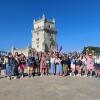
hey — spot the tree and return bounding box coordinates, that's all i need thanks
[82,46,100,54]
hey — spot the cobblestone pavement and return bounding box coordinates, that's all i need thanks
[0,75,100,100]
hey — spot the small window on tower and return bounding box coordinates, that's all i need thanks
[37,45,39,48]
[36,38,39,41]
[48,25,50,28]
[37,32,39,36]
[50,33,53,40]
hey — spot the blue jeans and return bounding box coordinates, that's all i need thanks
[6,64,12,76]
[56,64,62,75]
[50,63,55,74]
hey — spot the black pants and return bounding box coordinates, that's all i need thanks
[0,67,1,75]
[14,67,19,77]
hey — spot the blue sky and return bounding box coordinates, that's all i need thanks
[0,0,100,52]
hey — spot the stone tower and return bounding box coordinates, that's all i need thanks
[32,15,57,52]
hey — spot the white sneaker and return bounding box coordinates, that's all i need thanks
[70,73,72,76]
[79,74,81,77]
[40,74,43,77]
[76,74,79,77]
[14,76,17,80]
[89,76,92,78]
[73,74,76,77]
[83,75,87,77]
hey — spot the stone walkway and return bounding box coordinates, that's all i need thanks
[0,76,100,100]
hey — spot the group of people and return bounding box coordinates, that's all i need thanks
[0,49,100,80]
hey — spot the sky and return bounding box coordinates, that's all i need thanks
[0,0,100,52]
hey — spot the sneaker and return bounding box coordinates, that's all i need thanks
[73,74,76,77]
[69,73,72,76]
[50,74,54,76]
[40,74,43,77]
[83,75,87,77]
[21,75,24,78]
[89,76,92,78]
[9,76,12,80]
[79,74,81,77]
[76,74,79,77]
[14,76,17,80]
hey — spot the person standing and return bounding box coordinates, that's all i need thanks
[45,53,50,75]
[70,57,75,76]
[55,55,63,76]
[34,52,40,76]
[40,54,46,76]
[86,53,94,77]
[13,53,19,79]
[6,53,14,80]
[75,56,82,77]
[50,54,55,75]
[27,53,35,77]
[0,56,2,75]
[19,54,26,78]
[81,55,87,77]
[61,55,69,76]
[94,55,100,78]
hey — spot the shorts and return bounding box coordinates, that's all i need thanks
[27,67,33,71]
[87,66,94,70]
[95,64,100,70]
[19,64,25,71]
[71,64,75,69]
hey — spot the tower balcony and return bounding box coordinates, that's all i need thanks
[34,26,57,33]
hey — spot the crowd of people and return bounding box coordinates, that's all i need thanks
[0,49,100,80]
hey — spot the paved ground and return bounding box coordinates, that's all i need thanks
[0,75,100,100]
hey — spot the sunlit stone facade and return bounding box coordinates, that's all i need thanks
[32,15,57,52]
